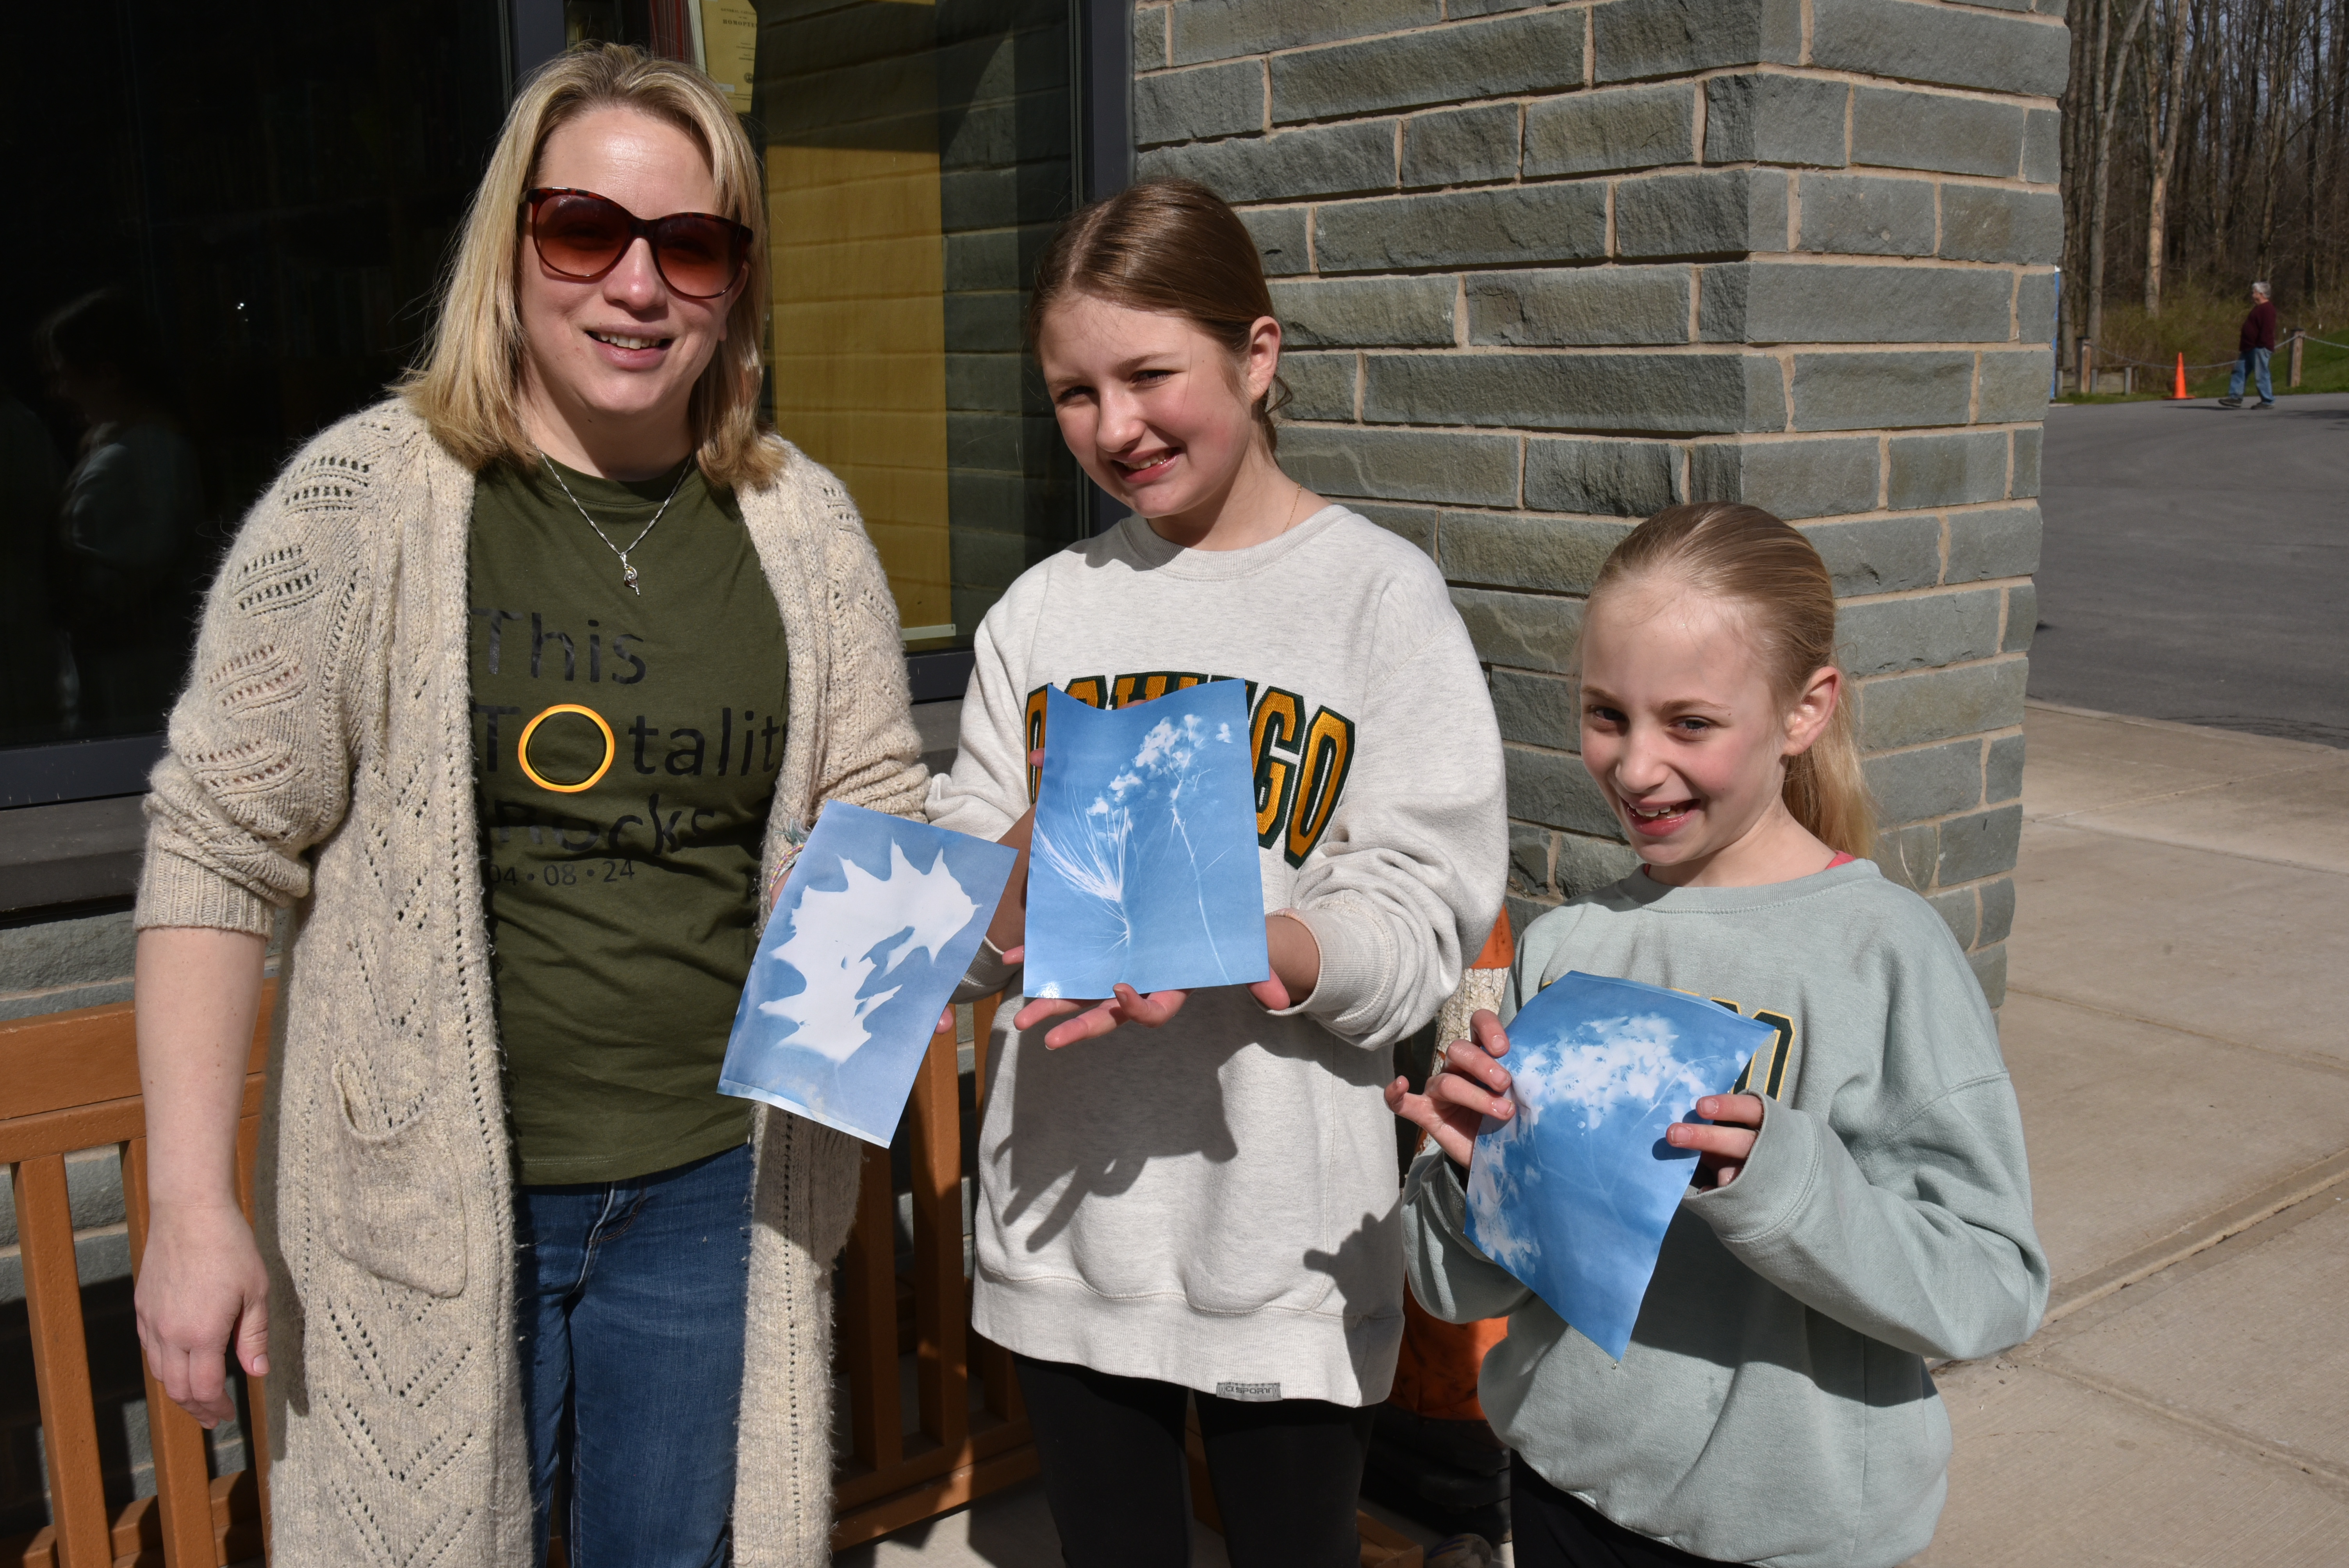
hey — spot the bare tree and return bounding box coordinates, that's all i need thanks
[2086,0,2158,350]
[2142,0,2194,313]
[2065,0,2349,352]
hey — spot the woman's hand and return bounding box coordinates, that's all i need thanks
[134,1199,269,1428]
[1666,1093,1766,1188]
[1011,911,1319,1049]
[1385,1009,1515,1168]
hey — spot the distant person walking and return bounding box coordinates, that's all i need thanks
[2220,281,2278,408]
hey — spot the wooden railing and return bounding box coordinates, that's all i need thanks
[2,994,1420,1566]
[830,994,1039,1548]
[0,996,272,1568]
[0,993,1033,1566]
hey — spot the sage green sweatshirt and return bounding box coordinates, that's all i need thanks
[1404,859,2046,1568]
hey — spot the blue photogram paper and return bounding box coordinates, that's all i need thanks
[1025,681,1270,999]
[720,802,1016,1146]
[1464,972,1777,1360]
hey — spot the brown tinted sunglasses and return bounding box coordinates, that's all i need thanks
[522,187,753,299]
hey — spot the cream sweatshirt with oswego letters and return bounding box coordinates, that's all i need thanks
[929,505,1508,1407]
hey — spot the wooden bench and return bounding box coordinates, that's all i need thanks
[2,992,1418,1566]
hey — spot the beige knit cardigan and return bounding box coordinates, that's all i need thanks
[135,400,925,1566]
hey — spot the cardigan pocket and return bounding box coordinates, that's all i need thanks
[326,1058,469,1298]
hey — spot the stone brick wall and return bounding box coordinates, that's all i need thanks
[0,910,135,1023]
[1135,0,2066,1003]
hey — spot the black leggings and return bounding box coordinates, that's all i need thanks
[1014,1354,1376,1568]
[1511,1453,1743,1568]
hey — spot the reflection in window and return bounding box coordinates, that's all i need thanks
[563,2,1087,651]
[754,0,1084,650]
[0,2,510,754]
[39,292,206,731]
[0,1,1082,770]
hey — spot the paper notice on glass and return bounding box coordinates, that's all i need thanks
[1464,971,1775,1360]
[698,0,758,113]
[1024,680,1270,1001]
[720,802,1015,1145]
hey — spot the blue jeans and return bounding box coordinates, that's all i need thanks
[2231,346,2274,401]
[517,1141,754,1568]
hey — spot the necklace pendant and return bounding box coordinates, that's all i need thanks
[622,563,641,594]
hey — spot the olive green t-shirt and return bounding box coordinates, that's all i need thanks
[468,455,787,1185]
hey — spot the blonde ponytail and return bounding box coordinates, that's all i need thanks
[1590,503,1878,861]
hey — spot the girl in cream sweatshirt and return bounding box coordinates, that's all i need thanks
[928,179,1506,1568]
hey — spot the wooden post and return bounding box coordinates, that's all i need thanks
[14,1157,110,1568]
[964,995,1022,1424]
[840,1139,904,1472]
[2290,330,2304,387]
[232,1109,272,1556]
[908,1021,969,1453]
[2123,364,2134,396]
[2076,338,2094,396]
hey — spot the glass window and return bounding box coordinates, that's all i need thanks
[0,3,511,768]
[750,0,1086,659]
[569,0,1089,667]
[0,2,1087,803]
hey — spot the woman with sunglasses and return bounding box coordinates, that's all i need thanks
[128,45,920,1568]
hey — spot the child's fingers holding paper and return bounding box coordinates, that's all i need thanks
[1695,1093,1765,1128]
[1015,986,1196,1049]
[1444,1031,1516,1098]
[1668,1094,1766,1187]
[1469,1008,1511,1058]
[1429,1040,1515,1124]
[1041,986,1192,1048]
[1014,995,1085,1032]
[1386,1076,1479,1167]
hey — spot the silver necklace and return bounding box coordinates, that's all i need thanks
[545,458,690,595]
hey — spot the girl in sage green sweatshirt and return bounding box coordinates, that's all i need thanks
[1392,504,2046,1568]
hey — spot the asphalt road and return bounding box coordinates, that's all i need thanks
[2029,392,2349,747]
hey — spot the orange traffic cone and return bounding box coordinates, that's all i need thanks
[2170,353,2190,399]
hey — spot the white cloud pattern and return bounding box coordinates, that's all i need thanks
[1509,1013,1716,1130]
[1459,977,1769,1360]
[1469,1013,1715,1276]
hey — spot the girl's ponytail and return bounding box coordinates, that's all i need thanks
[1590,504,1878,861]
[1782,682,1874,862]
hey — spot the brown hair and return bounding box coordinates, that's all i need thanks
[1026,178,1290,451]
[1588,503,1878,861]
[399,43,782,488]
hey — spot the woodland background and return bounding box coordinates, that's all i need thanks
[2063,0,2349,389]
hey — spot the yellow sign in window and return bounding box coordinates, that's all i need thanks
[754,0,1080,650]
[696,1,758,114]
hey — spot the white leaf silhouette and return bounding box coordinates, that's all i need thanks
[758,840,979,1063]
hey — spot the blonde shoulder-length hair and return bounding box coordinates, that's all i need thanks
[400,43,784,489]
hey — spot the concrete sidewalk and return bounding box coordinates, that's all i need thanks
[1916,703,2349,1565]
[848,703,2349,1566]
[834,1482,1447,1568]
